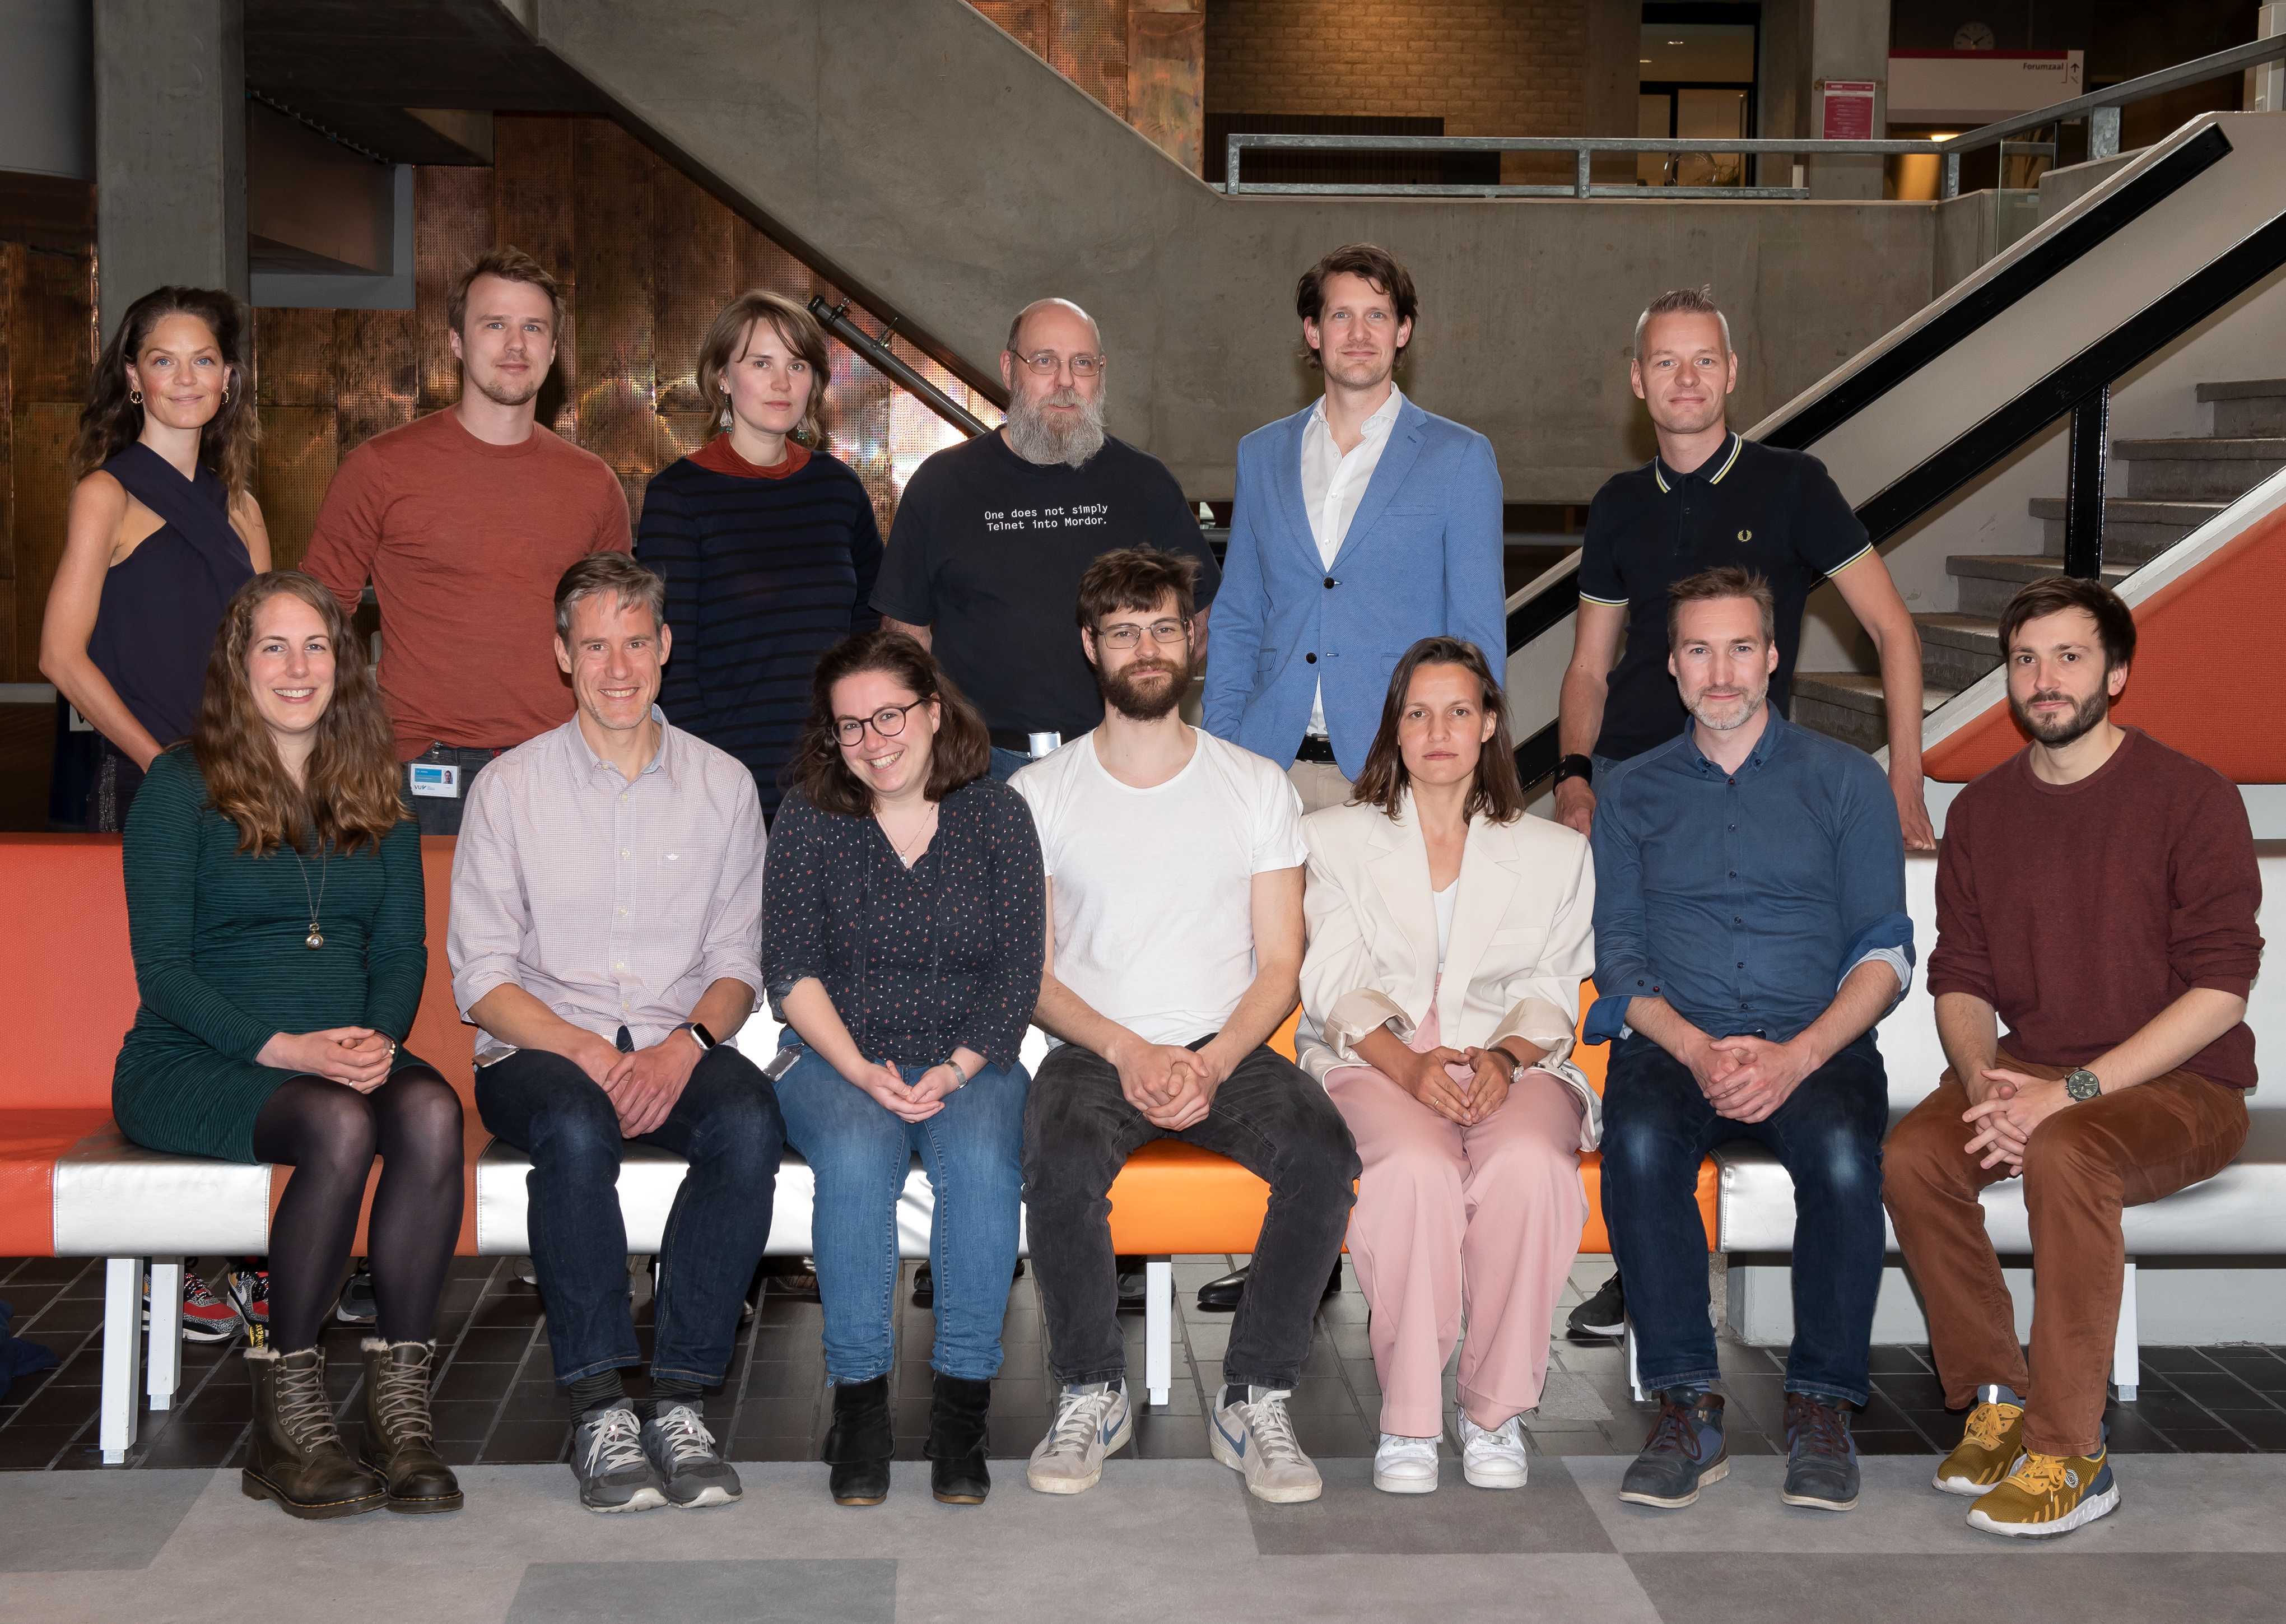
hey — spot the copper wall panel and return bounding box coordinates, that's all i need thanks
[253,308,337,409]
[12,406,80,681]
[1051,0,1130,121]
[492,115,578,282]
[252,406,341,575]
[10,244,95,408]
[413,166,497,412]
[1129,4,1205,175]
[572,121,660,513]
[0,580,15,686]
[1,243,17,593]
[732,224,817,303]
[332,307,420,457]
[975,1,1051,58]
[651,165,738,416]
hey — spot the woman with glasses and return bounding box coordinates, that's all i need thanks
[637,290,881,817]
[762,628,1044,1509]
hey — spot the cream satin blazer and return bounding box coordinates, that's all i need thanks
[1297,790,1600,1149]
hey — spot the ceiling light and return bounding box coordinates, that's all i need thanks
[1669,39,1684,44]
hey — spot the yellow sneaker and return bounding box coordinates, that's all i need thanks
[1966,1446,2120,1538]
[1933,1384,2025,1496]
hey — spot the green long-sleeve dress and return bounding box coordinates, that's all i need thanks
[112,747,430,1163]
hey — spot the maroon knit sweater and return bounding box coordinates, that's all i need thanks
[1927,728,2263,1088]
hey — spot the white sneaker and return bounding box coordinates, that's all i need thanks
[1210,1386,1324,1504]
[1372,1432,1440,1494]
[1026,1380,1132,1495]
[1455,1412,1530,1489]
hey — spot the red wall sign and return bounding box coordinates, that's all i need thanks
[1820,80,1878,141]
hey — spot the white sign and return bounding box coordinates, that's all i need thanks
[1888,50,2085,123]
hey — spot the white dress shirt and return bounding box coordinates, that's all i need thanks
[1297,385,1405,737]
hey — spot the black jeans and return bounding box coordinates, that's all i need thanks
[1023,1038,1359,1390]
[475,1044,785,1387]
[1599,1030,1889,1406]
[401,742,511,836]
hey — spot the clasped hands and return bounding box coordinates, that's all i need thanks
[572,1029,702,1138]
[845,1057,965,1125]
[1959,1066,2072,1175]
[258,1026,396,1093]
[1389,1044,1522,1128]
[1112,1038,1233,1132]
[1685,1031,1821,1124]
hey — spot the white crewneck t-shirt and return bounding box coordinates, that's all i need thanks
[1013,727,1305,1046]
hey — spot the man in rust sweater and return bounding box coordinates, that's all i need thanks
[1884,575,2261,1542]
[305,246,631,835]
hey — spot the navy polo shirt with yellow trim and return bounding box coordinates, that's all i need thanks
[1577,431,1870,763]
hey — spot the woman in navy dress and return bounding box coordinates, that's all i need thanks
[42,286,267,832]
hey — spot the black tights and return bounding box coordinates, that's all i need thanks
[249,1068,464,1353]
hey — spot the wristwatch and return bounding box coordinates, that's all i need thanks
[1487,1046,1524,1083]
[2062,1067,2102,1101]
[1553,753,1594,787]
[676,1022,716,1053]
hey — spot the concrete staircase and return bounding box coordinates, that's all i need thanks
[1791,378,2286,753]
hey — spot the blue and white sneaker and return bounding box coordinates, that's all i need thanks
[1026,1380,1132,1495]
[1212,1385,1323,1504]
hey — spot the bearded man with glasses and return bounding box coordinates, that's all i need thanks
[874,298,1221,783]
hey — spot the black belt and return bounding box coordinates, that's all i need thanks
[1293,735,1339,764]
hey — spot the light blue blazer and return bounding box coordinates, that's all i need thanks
[1202,398,1507,779]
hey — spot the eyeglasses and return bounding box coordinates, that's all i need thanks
[1013,350,1106,379]
[1095,618,1190,650]
[833,696,929,746]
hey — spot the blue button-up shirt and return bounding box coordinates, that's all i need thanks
[1585,711,1912,1045]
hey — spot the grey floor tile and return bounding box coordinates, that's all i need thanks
[1624,1551,2286,1623]
[0,1468,212,1570]
[1244,1457,1614,1555]
[506,1559,895,1623]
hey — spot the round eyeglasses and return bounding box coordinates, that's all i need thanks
[834,696,929,747]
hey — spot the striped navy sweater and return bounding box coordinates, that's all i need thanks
[637,445,883,813]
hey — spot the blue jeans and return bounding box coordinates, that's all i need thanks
[1599,1031,1888,1406]
[774,1046,1028,1384]
[987,746,1035,783]
[474,1044,785,1387]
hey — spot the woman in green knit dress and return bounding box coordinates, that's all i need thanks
[117,571,463,1520]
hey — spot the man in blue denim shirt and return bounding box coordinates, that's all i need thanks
[1588,566,1911,1517]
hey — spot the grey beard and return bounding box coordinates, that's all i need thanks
[1005,389,1106,468]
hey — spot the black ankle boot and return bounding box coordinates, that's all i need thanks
[822,1376,892,1506]
[925,1373,993,1505]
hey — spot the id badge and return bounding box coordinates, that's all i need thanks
[408,762,462,799]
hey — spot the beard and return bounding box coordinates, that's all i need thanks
[468,360,543,408]
[1097,649,1193,722]
[1684,678,1768,733]
[2009,683,2109,747]
[1004,385,1107,468]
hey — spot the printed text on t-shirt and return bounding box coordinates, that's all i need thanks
[982,502,1112,533]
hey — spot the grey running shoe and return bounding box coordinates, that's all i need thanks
[1026,1380,1132,1495]
[641,1403,741,1509]
[1781,1392,1860,1511]
[572,1404,668,1514]
[1210,1386,1324,1504]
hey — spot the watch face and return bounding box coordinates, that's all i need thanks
[2065,1068,2100,1100]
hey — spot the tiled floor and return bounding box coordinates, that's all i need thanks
[5,1253,2285,1471]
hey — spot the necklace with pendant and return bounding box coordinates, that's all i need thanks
[291,835,330,949]
[880,803,939,868]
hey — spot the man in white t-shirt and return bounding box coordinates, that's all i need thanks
[1012,547,1361,1506]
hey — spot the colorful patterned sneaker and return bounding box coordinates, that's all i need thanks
[1211,1385,1324,1504]
[1455,1413,1530,1490]
[1967,1446,2120,1539]
[1935,1384,2027,1496]
[1780,1393,1860,1511]
[143,1271,242,1343]
[1618,1388,1728,1509]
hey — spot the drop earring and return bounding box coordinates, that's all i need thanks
[129,389,143,405]
[720,390,733,430]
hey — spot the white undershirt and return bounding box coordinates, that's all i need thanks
[1298,385,1405,738]
[1433,878,1458,970]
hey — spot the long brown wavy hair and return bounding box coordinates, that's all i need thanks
[192,573,406,855]
[71,286,259,496]
[1349,636,1526,825]
[790,629,991,816]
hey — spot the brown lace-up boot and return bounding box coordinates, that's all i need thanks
[361,1338,464,1514]
[241,1345,387,1519]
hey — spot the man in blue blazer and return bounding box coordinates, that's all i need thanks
[1203,243,1507,814]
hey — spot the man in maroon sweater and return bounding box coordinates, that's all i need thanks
[1884,576,2261,1541]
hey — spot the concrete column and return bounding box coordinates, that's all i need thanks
[1801,0,1889,200]
[2256,4,2285,115]
[92,0,246,339]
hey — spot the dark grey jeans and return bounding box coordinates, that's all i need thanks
[1022,1037,1358,1390]
[401,742,513,836]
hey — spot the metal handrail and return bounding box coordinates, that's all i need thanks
[806,296,995,439]
[1223,34,2286,202]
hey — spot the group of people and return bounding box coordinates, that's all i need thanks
[53,242,2260,1545]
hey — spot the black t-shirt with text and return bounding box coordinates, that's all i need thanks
[1577,432,1870,763]
[872,430,1222,737]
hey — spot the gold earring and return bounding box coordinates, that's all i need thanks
[221,387,231,404]
[129,388,142,405]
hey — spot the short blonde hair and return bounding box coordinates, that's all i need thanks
[1633,286,1733,359]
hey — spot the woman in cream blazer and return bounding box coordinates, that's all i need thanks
[1298,637,1596,1496]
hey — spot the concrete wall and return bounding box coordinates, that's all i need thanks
[527,0,1936,504]
[0,0,92,180]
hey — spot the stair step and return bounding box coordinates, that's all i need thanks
[1946,552,2133,615]
[1912,611,2004,690]
[1791,673,1961,753]
[2026,496,2219,564]
[2113,436,2286,501]
[2199,379,2286,437]
[2195,378,2286,401]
